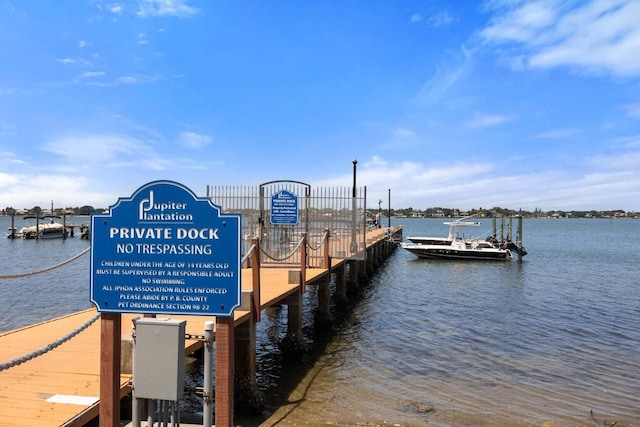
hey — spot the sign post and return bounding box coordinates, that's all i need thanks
[90,180,242,427]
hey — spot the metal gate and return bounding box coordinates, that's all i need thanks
[207,182,368,267]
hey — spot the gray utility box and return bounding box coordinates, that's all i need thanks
[133,318,186,401]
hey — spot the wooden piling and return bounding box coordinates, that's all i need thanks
[334,264,347,304]
[215,316,235,427]
[99,313,121,427]
[517,215,524,264]
[346,260,359,294]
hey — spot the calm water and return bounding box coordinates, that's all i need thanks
[0,216,92,332]
[1,216,639,426]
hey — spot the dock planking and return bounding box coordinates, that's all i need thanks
[0,226,399,426]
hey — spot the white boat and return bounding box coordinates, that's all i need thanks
[402,238,513,261]
[20,216,67,239]
[402,219,513,261]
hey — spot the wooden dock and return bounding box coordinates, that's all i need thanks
[0,226,401,427]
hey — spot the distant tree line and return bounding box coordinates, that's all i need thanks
[387,207,636,219]
[2,206,102,216]
[2,205,637,219]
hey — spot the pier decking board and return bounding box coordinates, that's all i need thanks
[0,227,397,426]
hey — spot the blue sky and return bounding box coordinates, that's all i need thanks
[1,0,639,212]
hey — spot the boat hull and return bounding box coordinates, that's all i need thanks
[21,223,66,239]
[406,236,452,245]
[402,244,512,261]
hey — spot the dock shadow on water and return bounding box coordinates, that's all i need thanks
[180,267,396,426]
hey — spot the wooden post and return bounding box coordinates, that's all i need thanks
[517,215,524,264]
[323,228,330,269]
[286,289,303,335]
[10,213,15,238]
[251,237,261,322]
[347,260,359,294]
[215,316,235,427]
[318,256,331,311]
[492,217,497,239]
[99,313,121,427]
[334,264,346,303]
[358,258,369,284]
[508,216,513,241]
[300,233,307,293]
[366,247,374,276]
[235,304,256,392]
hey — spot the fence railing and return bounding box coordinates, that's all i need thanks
[208,184,368,266]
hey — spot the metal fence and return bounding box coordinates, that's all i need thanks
[207,181,368,267]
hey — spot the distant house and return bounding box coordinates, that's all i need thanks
[432,210,445,218]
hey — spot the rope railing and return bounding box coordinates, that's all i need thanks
[0,312,100,371]
[0,247,90,280]
[386,227,403,245]
[241,243,257,264]
[306,231,328,251]
[260,237,305,262]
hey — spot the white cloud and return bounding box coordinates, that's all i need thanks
[622,103,640,119]
[0,173,101,209]
[137,0,199,18]
[531,129,580,139]
[117,76,139,84]
[464,113,511,129]
[313,154,640,211]
[78,71,106,79]
[108,3,123,14]
[363,156,388,168]
[0,172,20,188]
[41,133,148,165]
[428,11,454,27]
[480,0,640,77]
[177,131,213,149]
[411,13,423,23]
[414,46,474,104]
[395,127,416,138]
[481,1,556,42]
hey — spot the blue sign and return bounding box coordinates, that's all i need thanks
[90,180,241,317]
[270,190,298,225]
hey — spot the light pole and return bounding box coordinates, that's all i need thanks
[350,159,358,254]
[378,199,382,228]
[388,188,391,228]
[352,159,357,197]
